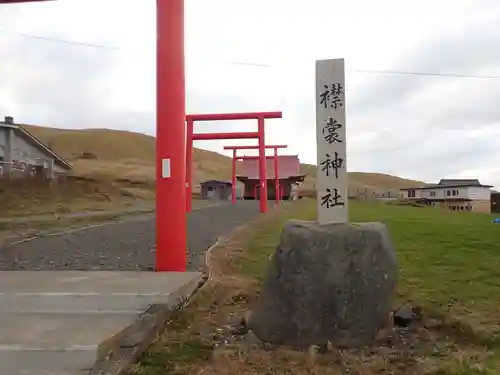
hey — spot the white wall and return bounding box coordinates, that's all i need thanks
[402,189,423,199]
[12,133,51,166]
[403,186,491,201]
[419,188,445,199]
[442,186,469,199]
[467,186,491,200]
[0,128,6,158]
[0,128,5,147]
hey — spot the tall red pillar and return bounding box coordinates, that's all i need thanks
[186,118,194,212]
[231,149,237,204]
[257,117,268,213]
[156,0,186,271]
[274,147,280,206]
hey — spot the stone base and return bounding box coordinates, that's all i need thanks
[248,220,398,347]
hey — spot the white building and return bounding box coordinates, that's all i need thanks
[400,179,492,213]
[0,116,72,179]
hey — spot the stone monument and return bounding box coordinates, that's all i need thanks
[248,59,398,347]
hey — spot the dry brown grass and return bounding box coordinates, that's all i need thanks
[0,177,144,217]
[129,200,500,375]
[3,124,423,216]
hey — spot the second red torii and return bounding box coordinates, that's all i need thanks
[186,112,282,213]
[223,145,287,206]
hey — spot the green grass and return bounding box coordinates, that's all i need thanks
[239,199,500,373]
[133,199,500,375]
[245,200,500,328]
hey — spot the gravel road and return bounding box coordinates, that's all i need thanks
[0,201,260,271]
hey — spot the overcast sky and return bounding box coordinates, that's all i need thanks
[1,0,500,187]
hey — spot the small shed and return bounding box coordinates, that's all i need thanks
[200,180,233,200]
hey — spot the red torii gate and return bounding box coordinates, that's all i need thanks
[5,0,281,273]
[2,0,188,272]
[186,112,282,214]
[223,145,287,206]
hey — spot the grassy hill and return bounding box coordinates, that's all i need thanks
[25,125,422,190]
[0,125,422,216]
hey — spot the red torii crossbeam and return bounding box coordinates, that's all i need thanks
[6,0,188,272]
[186,112,282,214]
[224,145,287,206]
[0,0,53,2]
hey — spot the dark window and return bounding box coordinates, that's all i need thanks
[408,189,416,198]
[429,191,436,197]
[207,187,213,192]
[447,190,451,197]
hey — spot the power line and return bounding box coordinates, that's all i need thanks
[227,61,271,67]
[2,29,500,80]
[227,60,500,80]
[0,29,119,50]
[347,68,500,80]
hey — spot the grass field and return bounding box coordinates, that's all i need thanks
[130,199,500,375]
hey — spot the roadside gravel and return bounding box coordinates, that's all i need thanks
[0,201,260,271]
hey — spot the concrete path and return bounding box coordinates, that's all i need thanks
[0,271,203,375]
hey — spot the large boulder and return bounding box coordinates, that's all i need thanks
[248,220,398,347]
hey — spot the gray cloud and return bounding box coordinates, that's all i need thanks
[350,4,500,116]
[338,5,500,184]
[0,38,118,127]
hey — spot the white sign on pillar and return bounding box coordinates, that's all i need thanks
[315,58,348,225]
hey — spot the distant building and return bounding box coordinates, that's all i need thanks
[0,116,72,179]
[236,155,306,200]
[200,180,233,201]
[400,179,493,213]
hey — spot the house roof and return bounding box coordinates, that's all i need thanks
[400,178,493,191]
[1,118,72,170]
[200,179,232,186]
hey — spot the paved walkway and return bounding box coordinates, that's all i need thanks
[0,271,203,375]
[0,201,261,374]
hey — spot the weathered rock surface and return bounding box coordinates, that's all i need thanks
[248,220,398,347]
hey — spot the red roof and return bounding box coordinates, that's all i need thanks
[237,155,303,179]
